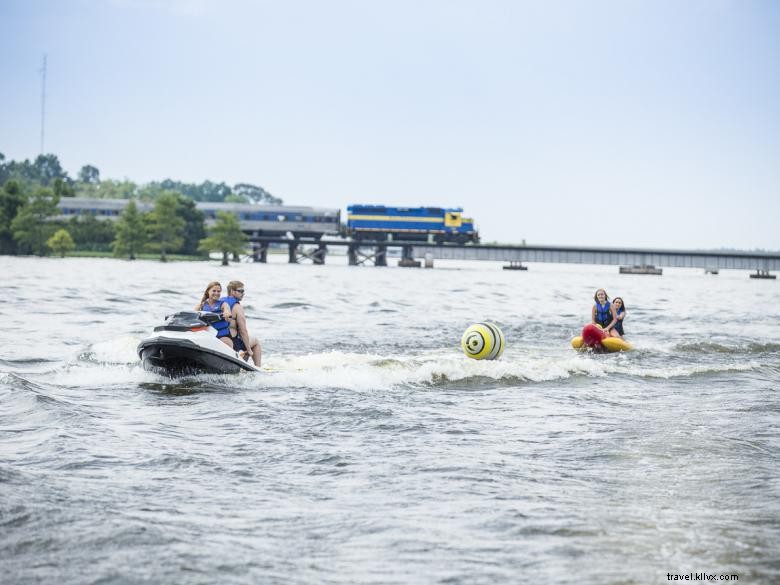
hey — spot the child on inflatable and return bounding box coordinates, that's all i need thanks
[591,289,616,330]
[591,289,626,339]
[571,289,631,352]
[610,297,627,339]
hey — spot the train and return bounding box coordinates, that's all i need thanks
[55,198,479,243]
[346,205,479,244]
[56,198,342,240]
[199,202,341,240]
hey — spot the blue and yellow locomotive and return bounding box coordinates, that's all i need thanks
[346,205,479,244]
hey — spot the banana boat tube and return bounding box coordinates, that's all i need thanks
[571,323,632,353]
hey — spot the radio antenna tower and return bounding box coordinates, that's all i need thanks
[39,54,47,154]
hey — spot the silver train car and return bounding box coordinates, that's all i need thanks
[56,197,341,239]
[198,202,340,240]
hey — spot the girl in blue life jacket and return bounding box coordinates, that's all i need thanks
[591,288,618,333]
[610,297,627,338]
[195,281,234,348]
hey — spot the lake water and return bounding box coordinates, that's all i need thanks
[1,254,778,584]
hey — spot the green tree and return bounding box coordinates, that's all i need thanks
[176,196,207,256]
[112,200,147,260]
[157,179,232,202]
[68,214,116,251]
[0,152,8,185]
[0,180,27,254]
[53,177,76,198]
[1,158,38,191]
[198,211,248,266]
[32,154,68,185]
[92,179,138,199]
[234,182,283,205]
[47,228,75,257]
[224,193,249,204]
[11,187,60,255]
[147,191,184,261]
[78,165,100,184]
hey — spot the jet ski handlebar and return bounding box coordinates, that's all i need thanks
[155,311,223,332]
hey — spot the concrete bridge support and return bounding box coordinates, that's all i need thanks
[398,244,421,267]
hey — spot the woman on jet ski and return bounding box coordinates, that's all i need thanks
[195,281,234,348]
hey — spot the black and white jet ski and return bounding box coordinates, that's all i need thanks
[137,311,260,376]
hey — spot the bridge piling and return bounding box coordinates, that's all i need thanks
[285,242,329,264]
[398,244,421,267]
[252,242,268,263]
[375,245,387,267]
[347,243,387,266]
[348,244,358,266]
[314,244,327,265]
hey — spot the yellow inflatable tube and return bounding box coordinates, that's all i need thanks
[571,335,632,353]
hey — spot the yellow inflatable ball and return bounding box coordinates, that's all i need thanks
[461,322,505,360]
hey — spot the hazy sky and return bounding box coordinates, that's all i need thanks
[2,0,778,249]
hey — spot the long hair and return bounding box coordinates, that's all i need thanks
[613,297,627,312]
[198,281,222,310]
[593,288,609,303]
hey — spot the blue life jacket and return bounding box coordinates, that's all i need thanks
[218,296,242,338]
[202,299,231,338]
[594,301,612,327]
[219,296,239,311]
[614,307,625,334]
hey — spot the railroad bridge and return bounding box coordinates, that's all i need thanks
[250,237,779,278]
[53,198,777,277]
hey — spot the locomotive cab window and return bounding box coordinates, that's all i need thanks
[445,212,462,227]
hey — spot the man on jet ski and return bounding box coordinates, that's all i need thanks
[221,280,262,367]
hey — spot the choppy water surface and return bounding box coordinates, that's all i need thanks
[1,255,779,584]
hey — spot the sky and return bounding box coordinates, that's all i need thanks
[1,0,779,250]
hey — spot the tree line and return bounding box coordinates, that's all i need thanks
[0,152,282,204]
[0,152,281,264]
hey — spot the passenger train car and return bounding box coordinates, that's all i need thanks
[57,197,142,218]
[346,205,479,244]
[198,202,340,240]
[56,198,342,240]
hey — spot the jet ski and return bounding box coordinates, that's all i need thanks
[137,311,260,376]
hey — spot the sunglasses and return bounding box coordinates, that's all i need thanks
[235,289,245,293]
